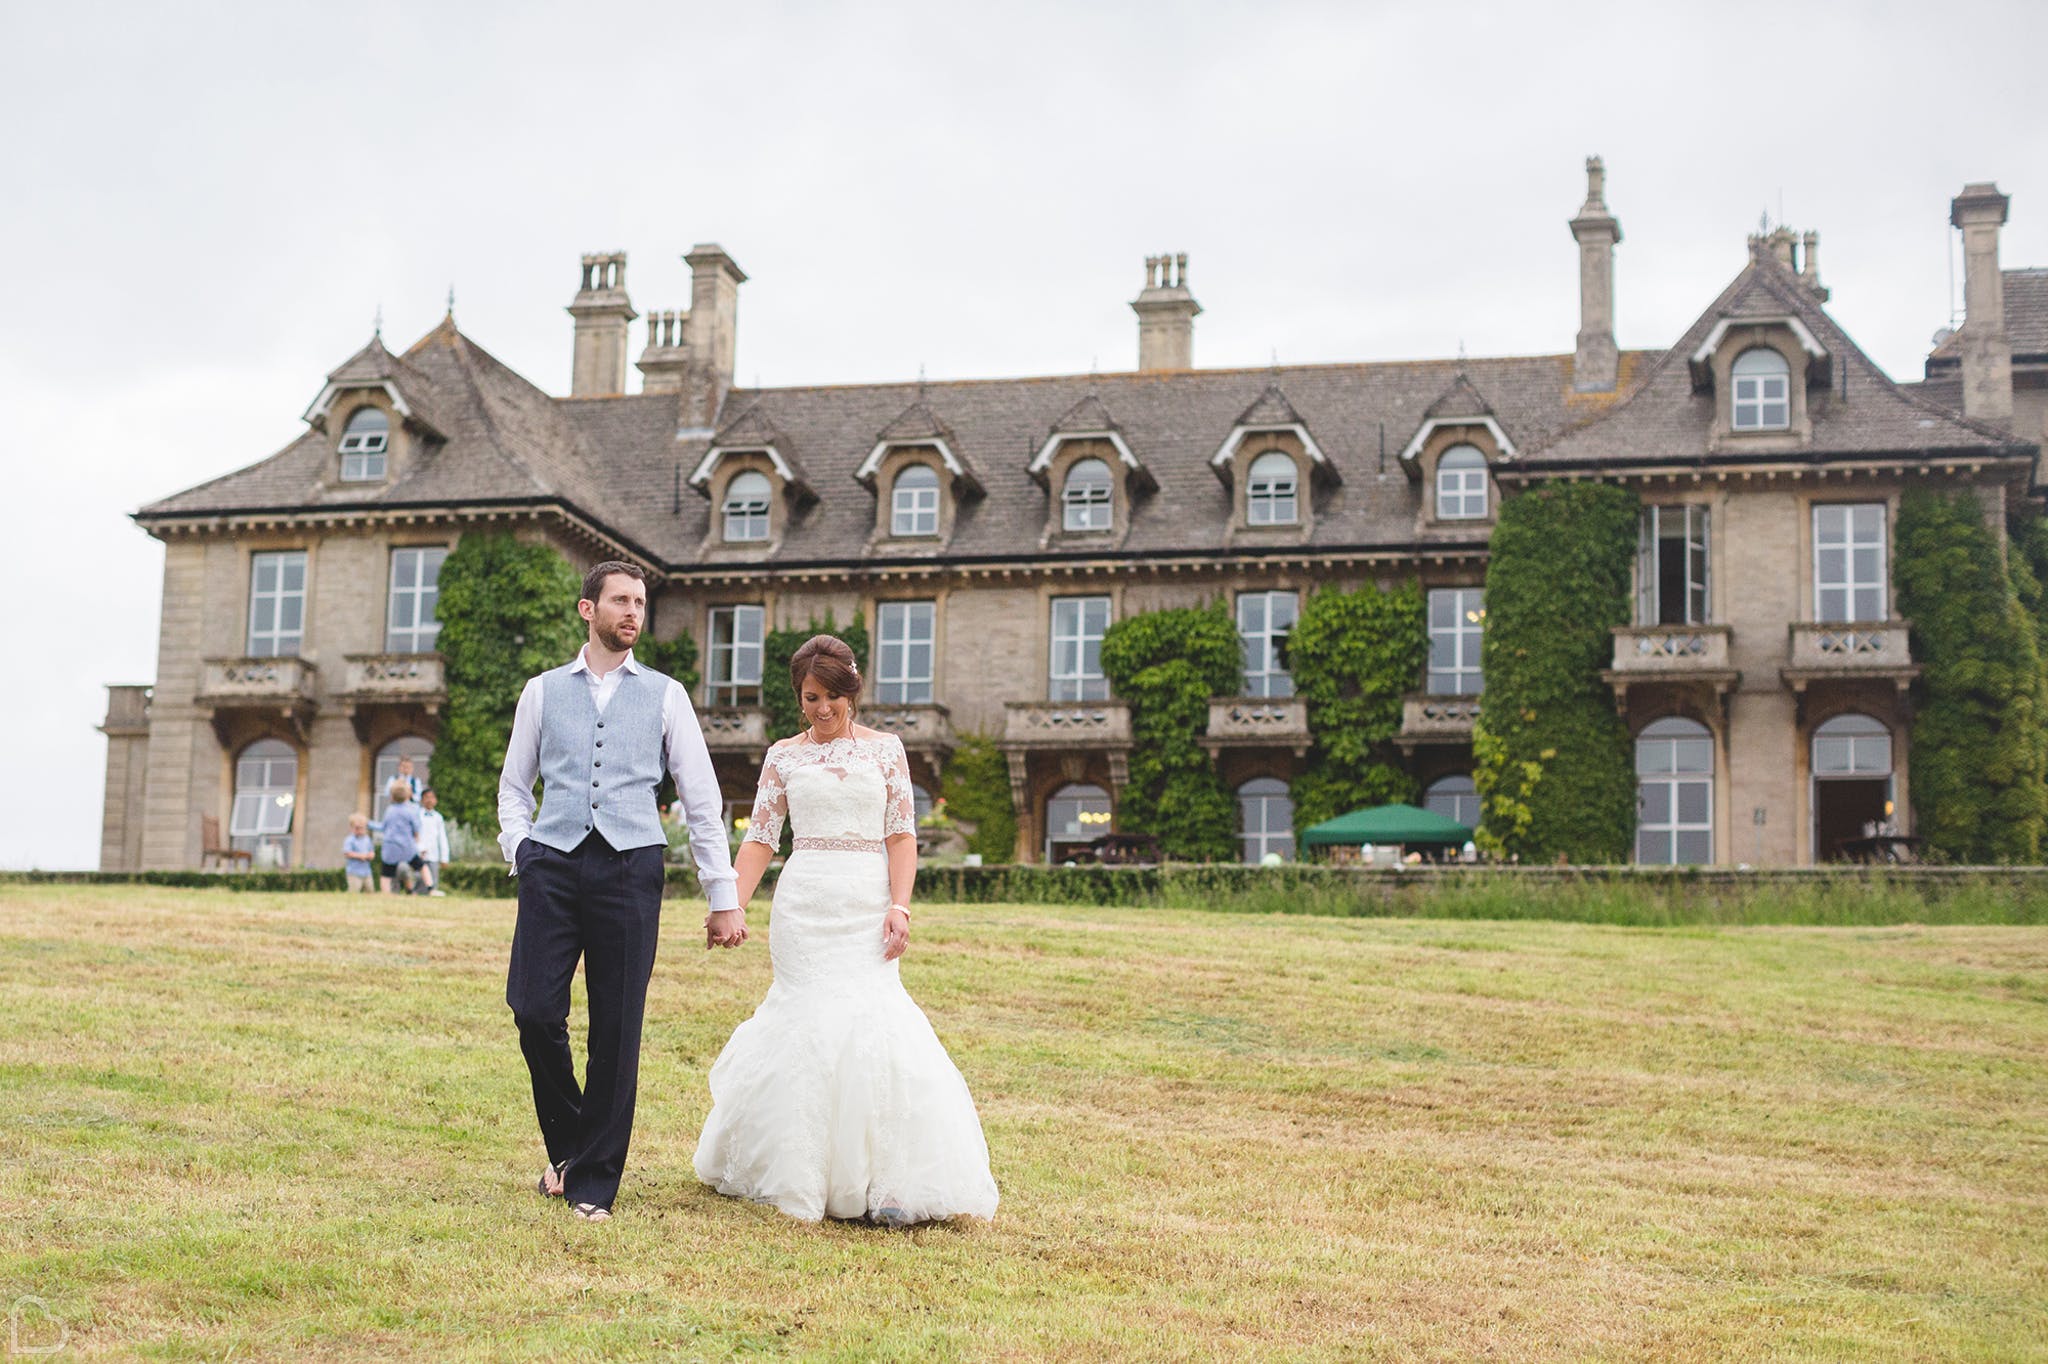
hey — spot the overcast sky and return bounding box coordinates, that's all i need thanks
[3,0,2043,869]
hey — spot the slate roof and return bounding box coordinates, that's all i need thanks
[1518,246,2032,469]
[1927,267,2048,365]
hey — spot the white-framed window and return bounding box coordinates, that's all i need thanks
[1236,777,1294,863]
[1636,716,1714,865]
[1246,451,1299,526]
[1062,458,1113,533]
[385,546,447,653]
[373,736,433,822]
[230,738,298,866]
[1814,503,1887,623]
[707,605,765,705]
[247,550,307,657]
[1638,504,1710,626]
[338,407,390,482]
[1731,347,1791,431]
[1813,712,1893,778]
[722,470,772,542]
[1049,596,1111,701]
[1423,774,1480,830]
[1435,444,1489,520]
[1427,588,1485,695]
[1046,782,1112,861]
[876,600,936,704]
[891,463,941,537]
[1237,590,1298,698]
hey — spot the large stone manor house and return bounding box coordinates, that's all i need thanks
[98,163,2044,871]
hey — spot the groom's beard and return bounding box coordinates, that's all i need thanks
[595,621,638,653]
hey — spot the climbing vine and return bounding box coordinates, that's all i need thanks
[763,611,871,737]
[1099,602,1241,860]
[941,734,1020,863]
[1472,482,1637,863]
[1284,581,1429,832]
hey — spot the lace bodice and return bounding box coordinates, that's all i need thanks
[743,730,918,847]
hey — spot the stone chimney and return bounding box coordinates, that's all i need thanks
[1131,253,1200,371]
[1799,231,1830,302]
[1569,157,1622,392]
[681,244,746,430]
[567,252,636,397]
[1952,182,2014,426]
[636,309,689,395]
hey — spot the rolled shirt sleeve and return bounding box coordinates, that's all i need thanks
[496,677,545,870]
[663,679,740,911]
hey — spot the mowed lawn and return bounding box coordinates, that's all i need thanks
[1,886,2044,1362]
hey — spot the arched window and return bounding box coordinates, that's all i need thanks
[722,470,772,542]
[1423,774,1480,831]
[1236,777,1294,863]
[1731,347,1791,431]
[338,408,389,482]
[892,463,941,537]
[230,738,298,867]
[1812,713,1896,861]
[1045,782,1112,861]
[1062,459,1113,533]
[1636,716,1713,865]
[1435,445,1488,520]
[1246,451,1299,526]
[373,736,434,821]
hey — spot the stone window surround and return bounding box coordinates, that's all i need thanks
[1791,488,1898,626]
[328,394,400,489]
[243,542,314,660]
[1631,491,1723,626]
[1413,424,1502,528]
[1796,698,1912,864]
[704,452,793,552]
[1221,432,1315,539]
[1702,324,1819,451]
[869,445,956,546]
[1627,700,1729,866]
[873,595,943,705]
[1039,437,1138,547]
[217,725,309,869]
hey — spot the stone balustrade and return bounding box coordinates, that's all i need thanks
[338,653,446,705]
[1205,696,1310,753]
[1002,700,1132,749]
[1608,624,1734,674]
[1400,692,1481,745]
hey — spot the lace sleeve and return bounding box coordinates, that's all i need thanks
[882,734,918,839]
[743,748,788,847]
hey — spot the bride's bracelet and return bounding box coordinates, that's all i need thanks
[887,903,912,919]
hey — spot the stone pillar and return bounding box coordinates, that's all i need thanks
[1569,156,1622,393]
[1952,182,2014,426]
[98,685,152,870]
[635,308,690,395]
[682,244,747,430]
[1130,253,1201,370]
[566,252,637,397]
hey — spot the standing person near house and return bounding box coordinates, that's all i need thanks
[417,788,451,897]
[375,780,426,893]
[498,560,743,1224]
[342,815,376,893]
[395,754,423,802]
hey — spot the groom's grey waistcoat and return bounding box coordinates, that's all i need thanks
[529,663,671,853]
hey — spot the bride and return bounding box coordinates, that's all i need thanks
[693,633,999,1225]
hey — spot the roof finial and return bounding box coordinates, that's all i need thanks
[917,362,928,401]
[1457,337,1468,365]
[373,303,383,340]
[446,284,456,318]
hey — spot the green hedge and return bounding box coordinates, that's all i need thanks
[1285,581,1429,830]
[1099,602,1240,860]
[1895,488,2048,862]
[1473,482,1638,863]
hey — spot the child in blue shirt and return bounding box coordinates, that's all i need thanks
[342,815,375,892]
[375,780,427,894]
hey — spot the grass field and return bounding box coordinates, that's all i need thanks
[2,885,2044,1361]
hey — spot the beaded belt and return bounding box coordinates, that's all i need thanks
[792,835,886,854]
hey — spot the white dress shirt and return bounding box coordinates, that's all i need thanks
[497,645,740,911]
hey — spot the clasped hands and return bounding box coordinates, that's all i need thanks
[704,908,749,950]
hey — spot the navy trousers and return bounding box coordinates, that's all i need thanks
[506,832,665,1210]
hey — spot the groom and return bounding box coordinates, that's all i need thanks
[498,560,748,1222]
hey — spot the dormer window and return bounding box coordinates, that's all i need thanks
[1246,451,1299,526]
[1731,347,1791,431]
[1435,444,1489,519]
[338,408,389,482]
[891,463,940,537]
[1062,459,1114,532]
[722,470,772,542]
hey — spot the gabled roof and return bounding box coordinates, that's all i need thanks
[1518,246,2032,470]
[1209,383,1339,486]
[303,333,453,440]
[1028,393,1152,491]
[853,397,985,496]
[1398,373,1518,465]
[687,402,816,503]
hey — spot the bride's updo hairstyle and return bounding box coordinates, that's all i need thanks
[789,633,863,702]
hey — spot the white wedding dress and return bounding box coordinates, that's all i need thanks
[693,730,999,1223]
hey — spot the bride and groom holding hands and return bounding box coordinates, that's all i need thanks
[497,561,999,1225]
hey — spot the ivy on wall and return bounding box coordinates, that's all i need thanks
[636,626,701,695]
[1098,602,1241,860]
[432,533,586,830]
[940,735,1020,862]
[1284,581,1429,832]
[1894,488,2048,863]
[763,611,871,738]
[1472,482,1637,863]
